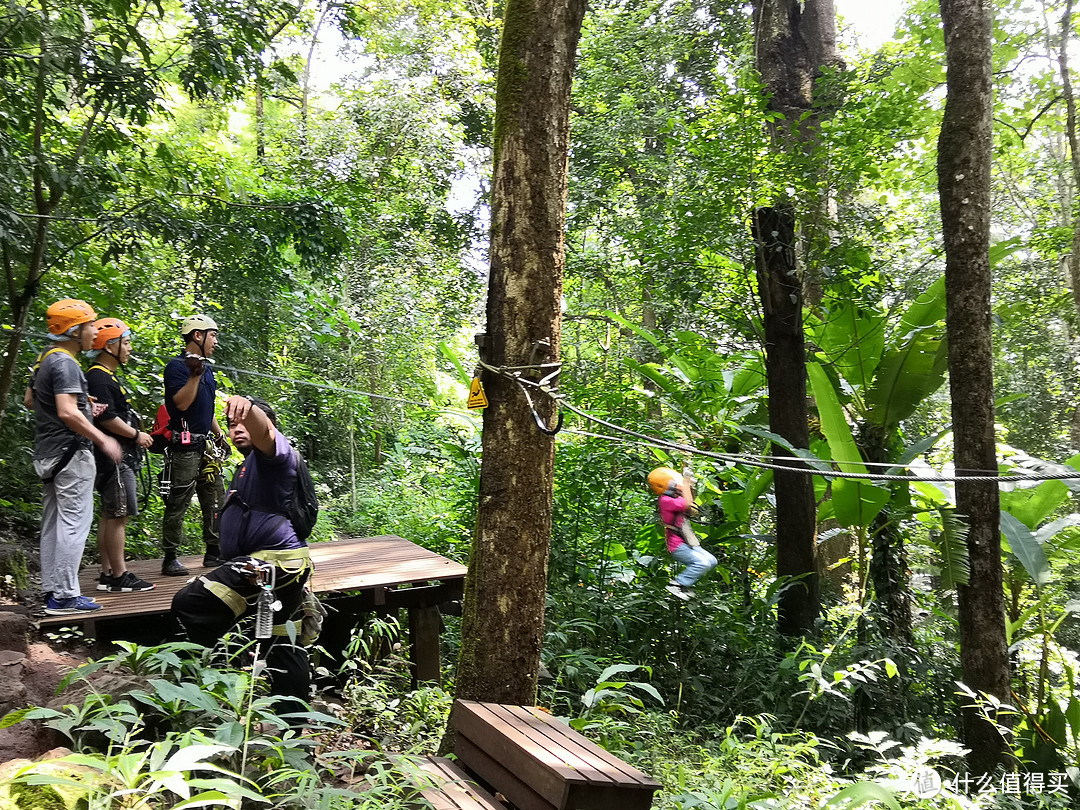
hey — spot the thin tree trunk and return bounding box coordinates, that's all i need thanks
[449,0,587,721]
[255,83,266,162]
[1059,1,1080,315]
[751,206,819,635]
[938,0,1011,773]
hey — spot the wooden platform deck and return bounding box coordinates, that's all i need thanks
[38,535,468,685]
[39,534,467,628]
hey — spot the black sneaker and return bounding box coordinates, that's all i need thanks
[161,558,189,576]
[203,552,225,567]
[102,571,155,592]
[96,572,114,591]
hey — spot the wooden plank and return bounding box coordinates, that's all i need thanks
[481,703,615,785]
[508,705,661,788]
[455,735,556,810]
[479,706,659,810]
[453,701,573,808]
[392,756,506,810]
[423,757,507,810]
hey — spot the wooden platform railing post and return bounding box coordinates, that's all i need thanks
[409,605,442,687]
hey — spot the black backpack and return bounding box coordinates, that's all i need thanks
[287,452,320,540]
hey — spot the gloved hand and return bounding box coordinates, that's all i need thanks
[184,354,205,377]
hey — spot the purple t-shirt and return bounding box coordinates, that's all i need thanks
[659,493,687,553]
[220,430,304,559]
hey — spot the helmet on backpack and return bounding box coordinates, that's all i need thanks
[91,318,131,350]
[46,299,96,336]
[181,314,218,337]
[648,467,683,496]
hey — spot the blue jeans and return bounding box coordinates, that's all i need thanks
[671,543,717,587]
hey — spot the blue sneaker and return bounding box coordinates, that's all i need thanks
[44,595,103,615]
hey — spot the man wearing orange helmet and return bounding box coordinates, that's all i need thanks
[86,318,155,593]
[648,466,717,600]
[27,300,122,615]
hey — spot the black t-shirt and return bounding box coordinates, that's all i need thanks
[87,364,140,465]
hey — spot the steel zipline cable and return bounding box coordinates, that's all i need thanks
[474,358,1080,485]
[17,329,1080,484]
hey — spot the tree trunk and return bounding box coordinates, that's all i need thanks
[449,0,586,715]
[752,0,843,307]
[751,206,819,635]
[938,0,1011,773]
[858,421,914,645]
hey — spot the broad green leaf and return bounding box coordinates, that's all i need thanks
[824,781,901,810]
[1000,510,1051,587]
[737,425,832,472]
[865,328,948,430]
[1000,480,1070,531]
[808,362,889,527]
[898,275,946,335]
[810,302,886,391]
[596,663,649,683]
[886,429,950,475]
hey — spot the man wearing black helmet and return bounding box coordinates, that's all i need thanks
[160,314,229,576]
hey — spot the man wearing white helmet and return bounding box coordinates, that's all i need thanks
[160,314,229,576]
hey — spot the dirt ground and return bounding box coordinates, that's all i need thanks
[0,639,88,762]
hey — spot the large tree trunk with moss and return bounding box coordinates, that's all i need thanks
[751,206,819,635]
[449,0,587,714]
[938,0,1011,773]
[752,0,838,636]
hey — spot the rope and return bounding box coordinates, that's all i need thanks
[478,360,1080,484]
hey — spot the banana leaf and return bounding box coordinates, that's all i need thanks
[808,362,889,528]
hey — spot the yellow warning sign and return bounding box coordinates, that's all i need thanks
[467,377,489,409]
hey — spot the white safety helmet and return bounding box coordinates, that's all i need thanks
[181,314,219,338]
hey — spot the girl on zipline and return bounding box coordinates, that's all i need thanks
[649,467,717,600]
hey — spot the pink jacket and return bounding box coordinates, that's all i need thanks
[659,493,687,553]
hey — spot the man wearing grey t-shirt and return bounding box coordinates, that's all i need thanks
[26,300,121,615]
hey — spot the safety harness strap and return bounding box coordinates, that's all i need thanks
[250,546,311,574]
[199,576,248,618]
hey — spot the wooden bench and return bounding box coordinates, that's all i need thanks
[445,700,662,810]
[393,755,505,810]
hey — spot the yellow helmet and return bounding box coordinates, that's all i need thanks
[46,299,96,335]
[648,467,682,495]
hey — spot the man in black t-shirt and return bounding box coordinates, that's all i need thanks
[86,318,154,593]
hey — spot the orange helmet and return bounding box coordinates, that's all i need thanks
[648,467,683,495]
[46,299,96,335]
[91,318,130,350]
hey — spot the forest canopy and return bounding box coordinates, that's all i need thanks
[4,0,1080,806]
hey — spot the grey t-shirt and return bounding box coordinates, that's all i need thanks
[33,349,91,461]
